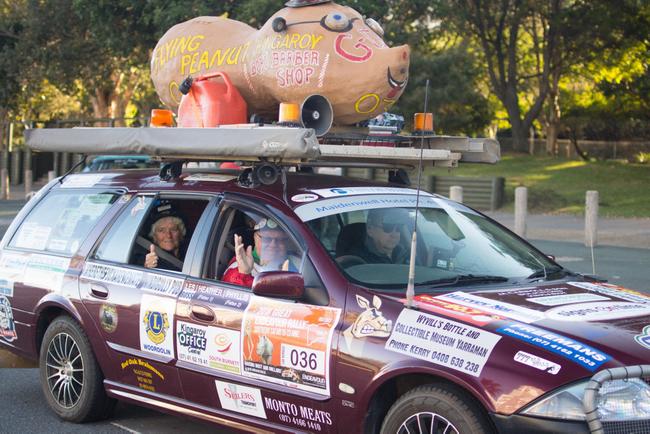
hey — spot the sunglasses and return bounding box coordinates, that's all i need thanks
[374,223,403,233]
[255,232,289,245]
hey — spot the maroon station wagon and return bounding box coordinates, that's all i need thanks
[1,166,649,434]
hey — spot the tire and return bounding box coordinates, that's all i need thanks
[380,385,492,434]
[39,315,116,422]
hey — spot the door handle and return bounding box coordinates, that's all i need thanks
[191,304,215,322]
[90,283,109,298]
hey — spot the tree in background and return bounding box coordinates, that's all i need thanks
[394,46,491,135]
[432,0,562,151]
[0,1,25,128]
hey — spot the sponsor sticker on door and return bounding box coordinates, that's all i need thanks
[215,380,266,419]
[385,309,501,377]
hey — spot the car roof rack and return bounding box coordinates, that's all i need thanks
[25,125,499,168]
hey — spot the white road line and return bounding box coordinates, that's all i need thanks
[110,422,142,434]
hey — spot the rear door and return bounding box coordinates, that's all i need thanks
[79,193,211,397]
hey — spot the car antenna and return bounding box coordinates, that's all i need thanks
[58,154,88,184]
[405,79,430,309]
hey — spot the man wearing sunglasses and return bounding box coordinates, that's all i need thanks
[222,218,299,287]
[351,208,409,264]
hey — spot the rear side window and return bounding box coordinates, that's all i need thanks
[9,190,119,256]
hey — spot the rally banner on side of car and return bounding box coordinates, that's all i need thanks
[241,297,340,396]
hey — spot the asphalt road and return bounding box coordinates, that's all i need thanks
[0,368,222,433]
[531,239,650,293]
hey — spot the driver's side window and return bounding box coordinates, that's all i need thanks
[212,207,302,288]
[208,205,330,306]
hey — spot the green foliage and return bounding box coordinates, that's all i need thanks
[634,152,650,164]
[394,46,491,136]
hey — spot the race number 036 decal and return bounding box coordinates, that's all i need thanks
[281,344,324,375]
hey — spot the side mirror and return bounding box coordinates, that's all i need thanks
[546,254,556,261]
[252,271,305,299]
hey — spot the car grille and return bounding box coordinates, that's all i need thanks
[583,365,650,434]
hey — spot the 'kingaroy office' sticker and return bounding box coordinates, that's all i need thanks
[513,351,561,375]
[241,297,340,396]
[497,323,610,372]
[215,380,267,419]
[140,294,175,358]
[176,322,242,374]
[385,309,501,378]
[436,292,545,324]
[634,326,650,351]
[0,296,17,342]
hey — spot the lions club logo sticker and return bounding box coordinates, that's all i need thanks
[144,310,169,345]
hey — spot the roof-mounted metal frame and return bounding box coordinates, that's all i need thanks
[25,125,499,169]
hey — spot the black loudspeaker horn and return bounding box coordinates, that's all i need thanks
[300,94,333,136]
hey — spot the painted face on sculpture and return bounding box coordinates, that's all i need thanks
[151,1,409,126]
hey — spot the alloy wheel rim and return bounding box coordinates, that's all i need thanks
[398,411,459,434]
[45,332,84,409]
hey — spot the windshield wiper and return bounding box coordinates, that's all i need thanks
[454,274,509,284]
[418,274,509,288]
[525,265,565,280]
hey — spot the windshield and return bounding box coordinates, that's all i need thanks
[299,194,557,291]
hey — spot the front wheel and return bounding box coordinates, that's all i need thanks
[39,315,115,422]
[380,385,492,434]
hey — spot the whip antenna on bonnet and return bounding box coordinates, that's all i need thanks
[405,79,430,308]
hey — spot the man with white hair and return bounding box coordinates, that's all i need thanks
[222,217,299,287]
[144,213,186,271]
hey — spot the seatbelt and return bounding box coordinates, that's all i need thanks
[136,236,184,270]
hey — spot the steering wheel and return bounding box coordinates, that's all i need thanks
[336,255,367,268]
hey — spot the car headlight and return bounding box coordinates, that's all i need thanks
[522,379,650,421]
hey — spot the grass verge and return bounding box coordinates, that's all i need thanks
[429,154,650,218]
